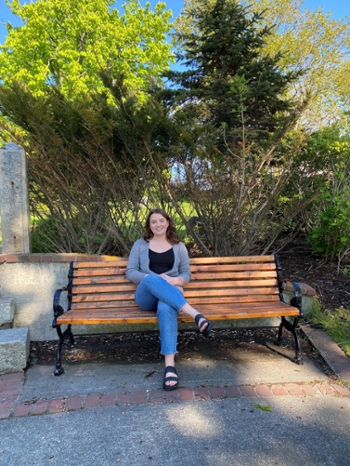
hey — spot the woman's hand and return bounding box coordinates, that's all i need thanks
[160,274,184,286]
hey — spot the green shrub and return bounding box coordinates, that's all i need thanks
[30,215,127,255]
[309,190,350,262]
[31,217,60,253]
[310,306,350,357]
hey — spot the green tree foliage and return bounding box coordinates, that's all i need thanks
[0,0,172,100]
[166,0,301,143]
[0,80,169,254]
[0,0,175,254]
[244,0,350,128]
[304,125,350,263]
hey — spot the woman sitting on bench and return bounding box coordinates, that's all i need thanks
[126,208,213,391]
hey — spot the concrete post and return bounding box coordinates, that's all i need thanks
[0,143,31,254]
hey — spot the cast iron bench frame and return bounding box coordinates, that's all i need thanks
[52,254,303,376]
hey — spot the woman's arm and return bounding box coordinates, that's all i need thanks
[126,239,148,284]
[177,242,191,285]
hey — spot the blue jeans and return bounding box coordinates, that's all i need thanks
[134,274,187,355]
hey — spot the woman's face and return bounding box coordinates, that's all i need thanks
[149,212,169,238]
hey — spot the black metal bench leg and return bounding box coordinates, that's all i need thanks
[277,319,284,344]
[54,325,74,376]
[292,325,303,365]
[54,326,65,376]
[66,325,74,346]
[276,316,303,365]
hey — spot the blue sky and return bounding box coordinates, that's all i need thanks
[0,0,349,45]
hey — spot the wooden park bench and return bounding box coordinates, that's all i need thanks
[52,255,304,376]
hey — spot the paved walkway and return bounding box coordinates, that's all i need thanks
[1,371,349,420]
[0,325,350,465]
[1,325,349,420]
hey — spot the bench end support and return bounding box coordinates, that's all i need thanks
[277,316,303,365]
[53,324,74,376]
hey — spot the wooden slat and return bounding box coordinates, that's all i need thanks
[182,295,280,305]
[189,255,276,264]
[72,301,140,310]
[74,260,128,268]
[72,284,137,294]
[70,293,280,310]
[183,287,280,298]
[190,271,277,280]
[73,276,131,285]
[72,278,278,295]
[57,301,298,325]
[72,255,275,269]
[71,293,136,303]
[64,309,156,318]
[190,263,277,272]
[73,268,126,278]
[58,314,158,325]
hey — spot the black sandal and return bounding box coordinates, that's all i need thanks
[163,366,179,391]
[195,314,213,337]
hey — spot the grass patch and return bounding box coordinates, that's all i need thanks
[310,306,350,357]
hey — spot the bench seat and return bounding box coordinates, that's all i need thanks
[53,255,303,375]
[58,302,299,325]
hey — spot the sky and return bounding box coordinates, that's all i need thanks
[0,0,349,46]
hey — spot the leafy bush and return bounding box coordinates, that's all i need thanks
[310,305,350,357]
[30,214,127,256]
[308,135,350,264]
[31,218,60,254]
[309,190,350,262]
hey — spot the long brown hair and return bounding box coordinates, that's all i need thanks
[143,208,180,244]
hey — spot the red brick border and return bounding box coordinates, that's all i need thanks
[0,379,349,421]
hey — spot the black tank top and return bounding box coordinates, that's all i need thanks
[149,248,174,274]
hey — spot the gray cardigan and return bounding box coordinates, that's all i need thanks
[126,238,191,285]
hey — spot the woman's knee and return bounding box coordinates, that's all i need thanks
[143,274,160,285]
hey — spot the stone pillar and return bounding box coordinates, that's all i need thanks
[0,143,31,254]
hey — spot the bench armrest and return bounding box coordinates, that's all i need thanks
[52,287,68,328]
[290,282,302,312]
[282,280,303,315]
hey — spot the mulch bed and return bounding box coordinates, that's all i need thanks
[29,326,335,380]
[278,245,350,311]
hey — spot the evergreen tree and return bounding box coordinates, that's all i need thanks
[164,0,301,143]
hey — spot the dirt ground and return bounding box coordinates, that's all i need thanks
[278,244,350,312]
[30,326,335,377]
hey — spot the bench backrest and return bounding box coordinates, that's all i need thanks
[68,255,283,311]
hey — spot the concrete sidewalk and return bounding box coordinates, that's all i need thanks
[0,325,350,465]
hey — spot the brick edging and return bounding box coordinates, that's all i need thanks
[1,376,349,420]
